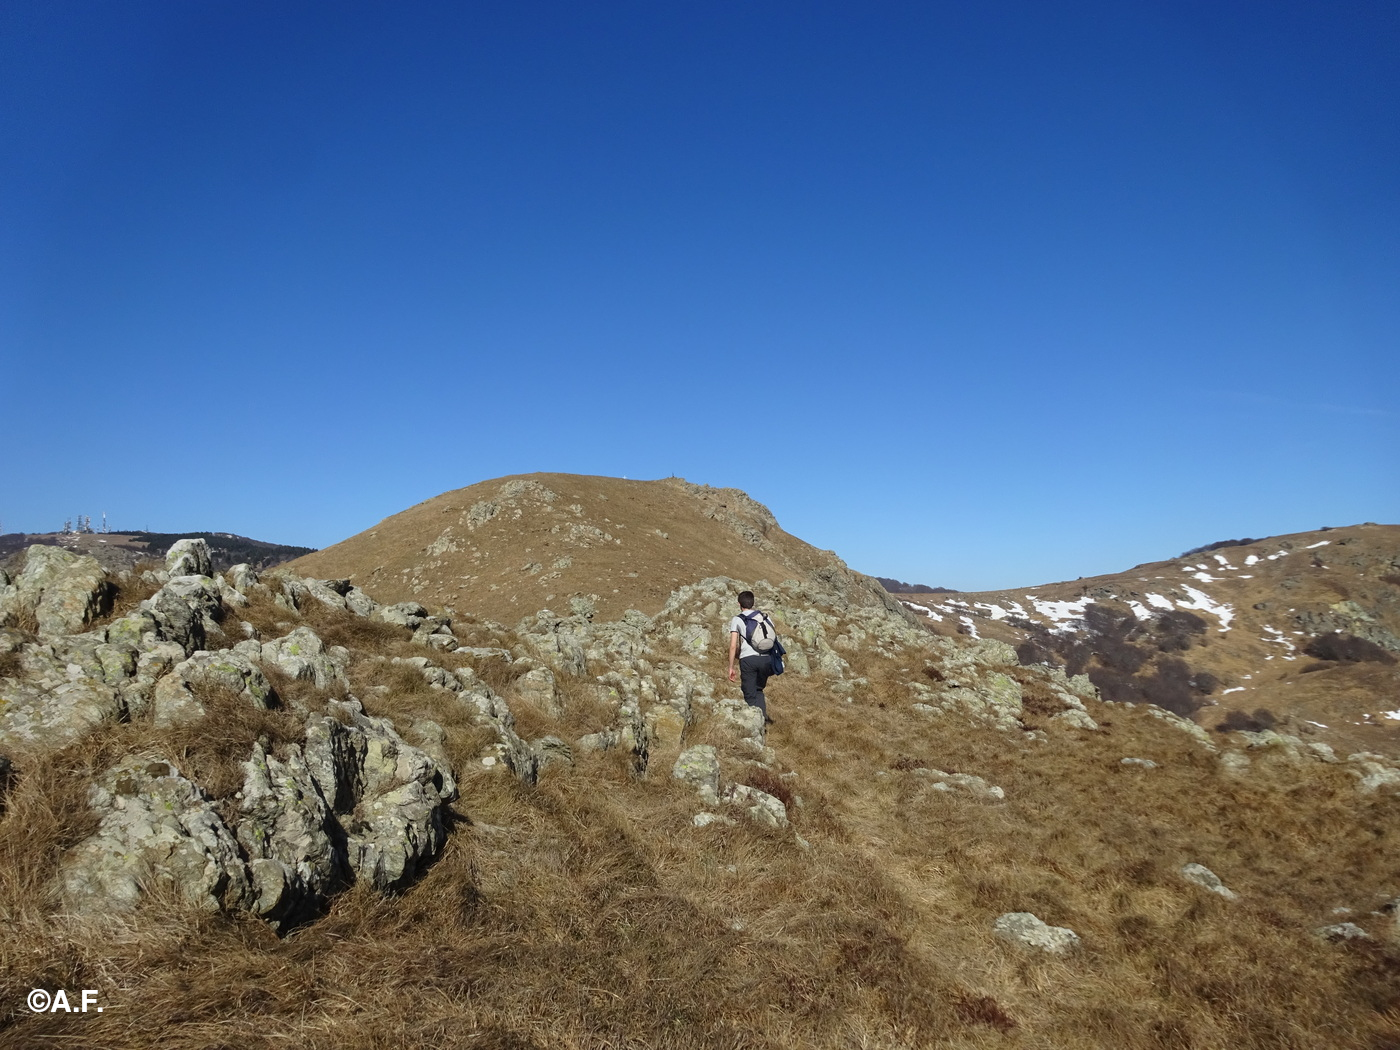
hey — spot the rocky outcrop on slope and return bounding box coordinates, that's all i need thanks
[8,528,1400,944]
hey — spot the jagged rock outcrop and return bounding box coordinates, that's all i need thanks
[58,699,457,927]
[303,699,458,889]
[60,757,253,916]
[0,545,114,636]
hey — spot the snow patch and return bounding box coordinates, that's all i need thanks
[1026,596,1091,632]
[1191,571,1217,583]
[1212,554,1237,569]
[1222,687,1246,695]
[1383,711,1400,722]
[1244,554,1259,566]
[903,602,943,622]
[1145,593,1175,611]
[958,615,980,639]
[1177,585,1235,631]
[1306,540,1331,549]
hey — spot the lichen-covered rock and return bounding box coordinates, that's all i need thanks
[142,586,206,655]
[236,742,341,928]
[0,676,125,750]
[0,546,114,636]
[514,667,559,714]
[1315,922,1370,942]
[166,539,213,578]
[59,757,252,915]
[1346,753,1400,793]
[724,783,788,827]
[345,586,378,618]
[260,627,349,691]
[993,912,1080,955]
[153,672,204,726]
[673,745,721,804]
[179,650,276,708]
[302,701,457,891]
[226,563,260,594]
[372,602,431,630]
[911,767,1005,801]
[1181,862,1238,900]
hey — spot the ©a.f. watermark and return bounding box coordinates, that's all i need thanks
[27,988,103,1013]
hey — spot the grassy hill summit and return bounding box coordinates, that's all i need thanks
[287,472,888,624]
[1,485,1399,1047]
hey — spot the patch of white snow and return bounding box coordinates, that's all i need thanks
[1145,593,1175,611]
[1244,554,1259,566]
[1177,585,1235,631]
[1306,540,1331,549]
[1222,687,1246,695]
[1192,571,1217,583]
[903,602,942,622]
[958,615,980,639]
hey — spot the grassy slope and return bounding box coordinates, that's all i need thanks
[2,588,1399,1049]
[285,474,854,625]
[894,524,1400,758]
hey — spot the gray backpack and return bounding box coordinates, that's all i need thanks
[739,611,777,652]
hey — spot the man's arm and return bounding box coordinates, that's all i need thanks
[727,629,740,681]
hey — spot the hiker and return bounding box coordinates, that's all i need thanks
[727,590,777,725]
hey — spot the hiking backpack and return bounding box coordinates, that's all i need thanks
[739,610,777,652]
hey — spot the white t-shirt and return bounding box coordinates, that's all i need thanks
[729,611,773,659]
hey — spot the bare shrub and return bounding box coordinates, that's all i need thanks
[1302,633,1397,665]
[1217,708,1278,733]
[953,990,1017,1032]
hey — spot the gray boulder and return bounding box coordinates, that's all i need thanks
[236,742,342,928]
[1315,922,1370,943]
[0,675,125,751]
[226,563,260,594]
[0,545,114,636]
[724,783,789,827]
[993,912,1080,955]
[372,602,430,630]
[911,767,1005,801]
[673,745,721,805]
[260,627,349,691]
[1181,862,1238,900]
[165,539,213,579]
[303,702,458,891]
[59,757,252,915]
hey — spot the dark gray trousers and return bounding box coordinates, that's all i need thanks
[739,654,772,718]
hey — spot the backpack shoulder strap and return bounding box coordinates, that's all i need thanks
[738,610,760,644]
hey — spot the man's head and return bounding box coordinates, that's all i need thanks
[737,590,755,609]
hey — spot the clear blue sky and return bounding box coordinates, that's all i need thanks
[2,1,1396,590]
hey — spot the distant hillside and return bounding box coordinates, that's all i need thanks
[875,576,957,594]
[0,531,314,575]
[895,523,1400,758]
[288,473,898,624]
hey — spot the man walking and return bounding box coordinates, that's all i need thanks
[727,590,776,725]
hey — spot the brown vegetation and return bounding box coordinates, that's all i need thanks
[3,524,1400,1046]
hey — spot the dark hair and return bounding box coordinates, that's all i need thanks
[738,590,755,609]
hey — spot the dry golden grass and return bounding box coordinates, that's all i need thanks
[88,561,164,630]
[3,598,1400,1047]
[284,472,864,625]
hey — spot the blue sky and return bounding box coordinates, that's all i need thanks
[2,1,1396,591]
